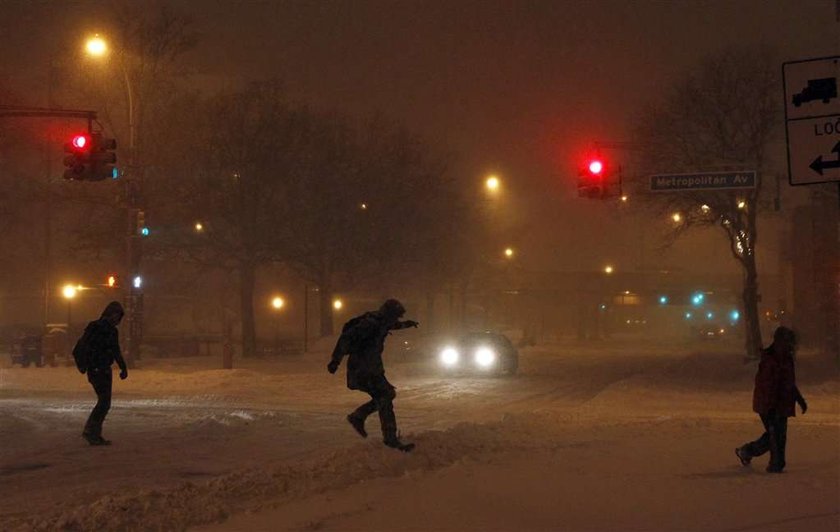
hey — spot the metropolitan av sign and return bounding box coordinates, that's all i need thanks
[649,171,756,192]
[783,56,840,185]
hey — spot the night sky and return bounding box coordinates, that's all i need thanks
[1,0,837,272]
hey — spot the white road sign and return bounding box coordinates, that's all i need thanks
[783,56,840,185]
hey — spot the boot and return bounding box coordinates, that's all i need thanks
[384,435,415,453]
[735,446,751,466]
[347,414,368,438]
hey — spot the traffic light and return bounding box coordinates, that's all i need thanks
[89,134,118,181]
[577,156,607,198]
[135,210,147,236]
[63,133,91,180]
[62,132,118,181]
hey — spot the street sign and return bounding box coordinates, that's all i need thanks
[783,56,840,185]
[649,171,756,192]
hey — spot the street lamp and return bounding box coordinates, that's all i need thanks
[672,212,682,223]
[504,247,514,259]
[333,298,343,311]
[62,284,79,330]
[604,265,614,275]
[270,296,285,354]
[485,174,500,193]
[85,35,108,57]
[194,222,204,233]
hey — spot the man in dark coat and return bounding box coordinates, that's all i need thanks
[328,299,418,452]
[736,326,807,473]
[79,301,128,445]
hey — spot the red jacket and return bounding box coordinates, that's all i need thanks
[752,347,800,417]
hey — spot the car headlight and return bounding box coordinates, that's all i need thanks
[440,347,460,366]
[475,347,496,368]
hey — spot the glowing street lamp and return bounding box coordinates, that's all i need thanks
[485,174,500,193]
[85,35,108,57]
[333,299,343,311]
[672,212,682,223]
[700,204,711,214]
[504,247,514,259]
[62,284,80,328]
[270,295,285,354]
[737,200,747,210]
[604,265,614,275]
[194,222,204,233]
[271,296,285,310]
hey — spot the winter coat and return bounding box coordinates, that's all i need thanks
[83,318,127,372]
[330,311,412,390]
[752,346,799,417]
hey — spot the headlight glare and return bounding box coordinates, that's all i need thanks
[440,347,459,366]
[475,347,496,368]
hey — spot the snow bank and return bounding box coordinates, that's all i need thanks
[22,418,556,532]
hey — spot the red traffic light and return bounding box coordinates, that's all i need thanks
[71,134,90,150]
[587,159,604,175]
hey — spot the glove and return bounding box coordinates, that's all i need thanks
[327,360,339,374]
[119,368,128,380]
[798,397,808,414]
[404,320,420,328]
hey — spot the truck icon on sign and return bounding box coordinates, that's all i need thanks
[792,77,837,107]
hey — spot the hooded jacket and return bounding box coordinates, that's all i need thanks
[752,344,801,417]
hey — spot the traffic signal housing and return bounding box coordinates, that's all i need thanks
[577,156,607,198]
[89,134,118,181]
[62,132,117,181]
[63,133,91,180]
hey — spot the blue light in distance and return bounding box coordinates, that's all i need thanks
[658,295,669,305]
[691,292,705,306]
[706,311,714,320]
[111,167,119,179]
[140,227,150,237]
[685,312,692,319]
[730,310,740,321]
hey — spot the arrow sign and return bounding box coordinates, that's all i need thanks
[809,141,840,175]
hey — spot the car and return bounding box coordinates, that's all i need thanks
[436,331,518,376]
[697,324,729,340]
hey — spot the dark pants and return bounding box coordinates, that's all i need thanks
[84,368,112,438]
[741,413,788,470]
[349,374,398,441]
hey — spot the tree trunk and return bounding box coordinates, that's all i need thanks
[319,282,334,337]
[741,252,763,360]
[239,261,257,357]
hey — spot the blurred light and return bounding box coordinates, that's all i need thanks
[599,303,607,311]
[730,310,740,321]
[475,347,496,368]
[620,195,629,202]
[360,203,368,210]
[504,247,514,259]
[140,227,150,237]
[685,312,693,319]
[485,175,500,191]
[604,265,614,274]
[71,134,89,150]
[700,204,711,214]
[691,292,705,306]
[85,35,108,57]
[333,299,343,310]
[194,222,204,232]
[133,276,143,289]
[719,328,726,334]
[587,159,603,175]
[271,296,284,310]
[658,295,669,305]
[62,284,78,300]
[737,200,746,210]
[107,275,117,288]
[111,167,120,179]
[440,347,459,366]
[706,312,714,320]
[672,212,682,223]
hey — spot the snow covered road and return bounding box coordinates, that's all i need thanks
[1,340,837,531]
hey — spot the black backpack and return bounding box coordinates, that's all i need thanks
[72,323,95,374]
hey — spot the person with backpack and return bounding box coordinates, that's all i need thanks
[74,301,128,446]
[327,299,419,452]
[735,326,807,473]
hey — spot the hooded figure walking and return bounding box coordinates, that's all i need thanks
[736,326,807,473]
[75,301,128,445]
[328,299,418,452]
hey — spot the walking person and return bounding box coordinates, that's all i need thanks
[328,299,419,452]
[74,301,128,446]
[736,326,807,473]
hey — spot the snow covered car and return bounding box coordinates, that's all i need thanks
[437,332,518,376]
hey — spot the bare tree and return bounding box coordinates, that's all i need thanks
[634,45,781,359]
